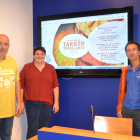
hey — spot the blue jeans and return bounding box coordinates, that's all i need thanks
[121,106,140,136]
[0,116,14,140]
[25,100,53,139]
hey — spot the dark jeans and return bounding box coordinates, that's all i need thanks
[25,100,53,139]
[121,106,140,136]
[0,116,14,140]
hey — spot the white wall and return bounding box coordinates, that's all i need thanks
[0,0,33,139]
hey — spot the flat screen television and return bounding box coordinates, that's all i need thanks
[37,6,133,78]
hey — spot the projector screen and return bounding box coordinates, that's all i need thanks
[37,6,133,77]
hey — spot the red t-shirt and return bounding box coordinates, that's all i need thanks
[20,62,59,105]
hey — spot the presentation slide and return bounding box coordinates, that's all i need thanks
[41,12,128,70]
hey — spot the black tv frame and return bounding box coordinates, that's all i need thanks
[37,6,133,78]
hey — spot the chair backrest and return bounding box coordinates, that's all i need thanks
[94,116,132,136]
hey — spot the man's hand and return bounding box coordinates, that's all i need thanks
[117,109,122,118]
[53,103,59,114]
[15,103,21,118]
[21,103,24,114]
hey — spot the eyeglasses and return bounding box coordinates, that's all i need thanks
[126,48,138,53]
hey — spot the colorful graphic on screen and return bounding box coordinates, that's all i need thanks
[53,19,124,67]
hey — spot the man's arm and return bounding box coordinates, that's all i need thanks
[21,89,24,114]
[116,74,123,118]
[53,87,59,114]
[116,67,128,118]
[15,82,21,117]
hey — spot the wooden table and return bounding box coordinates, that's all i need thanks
[28,126,140,140]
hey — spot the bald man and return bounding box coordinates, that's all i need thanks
[0,34,21,140]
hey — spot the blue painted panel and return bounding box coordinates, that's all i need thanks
[33,0,140,132]
[49,78,120,130]
[38,131,110,140]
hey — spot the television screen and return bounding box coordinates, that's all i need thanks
[37,6,133,77]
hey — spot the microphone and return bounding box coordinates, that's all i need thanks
[91,105,95,133]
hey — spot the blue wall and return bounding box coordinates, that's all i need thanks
[33,0,140,130]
